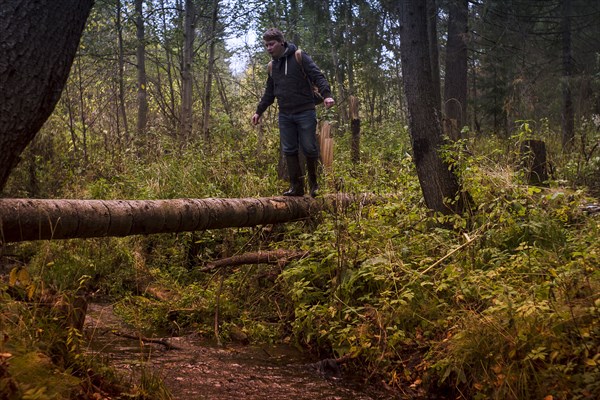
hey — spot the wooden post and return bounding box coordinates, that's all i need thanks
[350,96,360,163]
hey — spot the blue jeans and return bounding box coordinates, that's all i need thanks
[279,109,319,158]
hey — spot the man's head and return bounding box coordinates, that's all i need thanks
[262,28,285,58]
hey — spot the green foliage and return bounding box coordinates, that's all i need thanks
[23,239,138,296]
[4,114,600,400]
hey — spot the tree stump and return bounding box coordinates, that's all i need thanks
[318,121,333,170]
[520,139,548,186]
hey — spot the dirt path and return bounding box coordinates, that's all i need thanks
[84,303,400,399]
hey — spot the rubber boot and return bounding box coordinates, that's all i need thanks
[283,155,305,196]
[306,157,320,198]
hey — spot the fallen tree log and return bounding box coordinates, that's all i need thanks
[0,194,368,244]
[199,249,308,272]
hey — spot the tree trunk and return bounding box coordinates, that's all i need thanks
[215,71,233,126]
[345,0,356,96]
[0,195,364,243]
[398,0,465,215]
[0,0,93,193]
[180,0,195,144]
[520,139,548,186]
[427,0,441,110]
[135,0,149,138]
[324,0,348,123]
[443,0,468,141]
[75,58,90,165]
[202,0,220,142]
[350,96,360,164]
[160,0,178,134]
[116,0,129,144]
[561,0,574,150]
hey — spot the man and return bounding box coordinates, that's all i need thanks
[252,28,335,197]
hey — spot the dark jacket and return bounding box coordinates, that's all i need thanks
[256,42,332,115]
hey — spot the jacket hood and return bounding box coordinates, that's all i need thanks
[274,42,298,60]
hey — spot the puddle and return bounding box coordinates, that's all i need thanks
[83,303,400,399]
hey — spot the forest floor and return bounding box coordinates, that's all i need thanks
[83,303,402,399]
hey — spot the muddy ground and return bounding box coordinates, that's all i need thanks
[84,303,404,399]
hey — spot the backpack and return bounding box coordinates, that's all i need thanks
[268,49,324,105]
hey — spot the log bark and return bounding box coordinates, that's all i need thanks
[0,195,363,244]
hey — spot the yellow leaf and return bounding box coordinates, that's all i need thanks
[17,268,31,284]
[9,267,18,286]
[585,359,597,366]
[27,284,37,300]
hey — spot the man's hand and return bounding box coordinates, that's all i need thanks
[324,98,335,109]
[251,113,261,125]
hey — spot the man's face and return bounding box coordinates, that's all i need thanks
[265,40,284,58]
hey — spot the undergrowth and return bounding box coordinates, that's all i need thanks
[1,119,600,399]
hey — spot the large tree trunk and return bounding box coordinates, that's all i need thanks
[398,0,465,215]
[0,0,94,193]
[443,0,469,141]
[427,0,441,110]
[0,195,362,243]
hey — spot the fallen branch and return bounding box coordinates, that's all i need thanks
[420,233,479,275]
[111,330,182,350]
[144,284,180,302]
[199,249,309,272]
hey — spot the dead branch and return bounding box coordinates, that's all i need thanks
[199,249,309,272]
[111,330,182,350]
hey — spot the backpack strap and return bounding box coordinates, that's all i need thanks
[269,50,303,76]
[295,49,324,104]
[294,49,308,79]
[294,49,303,70]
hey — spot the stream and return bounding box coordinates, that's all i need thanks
[83,303,401,399]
